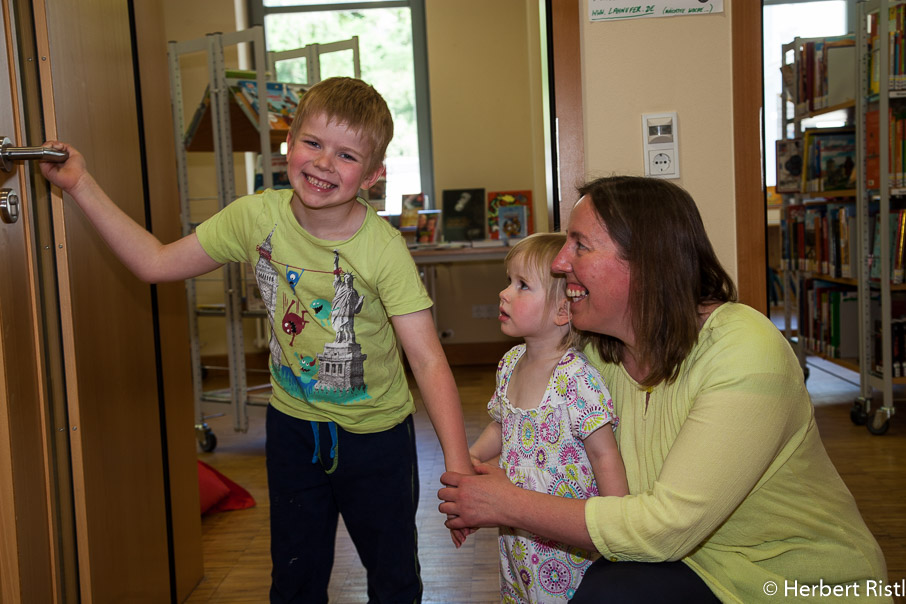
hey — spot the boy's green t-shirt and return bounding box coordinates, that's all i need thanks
[195,189,432,433]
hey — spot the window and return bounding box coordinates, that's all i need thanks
[763,1,848,187]
[249,0,432,213]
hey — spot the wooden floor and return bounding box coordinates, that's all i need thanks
[185,359,906,603]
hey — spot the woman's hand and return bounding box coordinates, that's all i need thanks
[438,462,517,530]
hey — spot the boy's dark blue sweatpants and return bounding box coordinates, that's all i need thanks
[266,404,422,603]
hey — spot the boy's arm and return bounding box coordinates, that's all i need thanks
[40,141,222,282]
[390,308,473,475]
[469,421,502,465]
[583,427,629,497]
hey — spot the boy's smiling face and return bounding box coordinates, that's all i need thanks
[285,112,383,215]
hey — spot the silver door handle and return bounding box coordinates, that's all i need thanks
[0,136,68,172]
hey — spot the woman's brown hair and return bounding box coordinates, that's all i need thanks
[578,176,737,387]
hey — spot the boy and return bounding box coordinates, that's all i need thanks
[41,77,473,603]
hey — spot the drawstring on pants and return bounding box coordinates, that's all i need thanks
[310,421,339,474]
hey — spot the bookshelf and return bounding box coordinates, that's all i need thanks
[167,27,361,451]
[777,35,860,383]
[779,4,906,435]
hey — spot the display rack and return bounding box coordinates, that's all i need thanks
[167,26,361,451]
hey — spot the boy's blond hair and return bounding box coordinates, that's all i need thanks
[505,232,585,349]
[289,77,393,174]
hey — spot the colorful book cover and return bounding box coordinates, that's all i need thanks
[817,132,856,191]
[487,190,532,240]
[775,139,803,193]
[400,193,427,228]
[442,188,485,241]
[253,153,291,192]
[415,209,442,244]
[497,205,528,241]
[235,80,303,131]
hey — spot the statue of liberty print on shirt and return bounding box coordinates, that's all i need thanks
[254,228,370,405]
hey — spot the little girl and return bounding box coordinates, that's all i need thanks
[469,232,628,603]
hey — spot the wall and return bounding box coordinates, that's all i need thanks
[425,0,547,347]
[576,1,738,283]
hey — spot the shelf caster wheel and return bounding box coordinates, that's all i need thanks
[867,411,891,436]
[850,402,868,426]
[199,428,217,452]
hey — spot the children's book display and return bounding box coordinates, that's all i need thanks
[390,187,535,247]
[183,70,307,153]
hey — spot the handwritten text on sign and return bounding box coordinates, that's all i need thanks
[589,0,724,22]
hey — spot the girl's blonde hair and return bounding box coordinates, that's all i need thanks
[505,232,586,350]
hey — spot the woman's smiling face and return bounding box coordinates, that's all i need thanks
[552,196,633,345]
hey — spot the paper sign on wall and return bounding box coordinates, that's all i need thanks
[589,0,723,22]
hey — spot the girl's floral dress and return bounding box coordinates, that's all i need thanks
[489,345,618,603]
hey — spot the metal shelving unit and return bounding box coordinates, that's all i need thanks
[167,26,361,451]
[853,0,902,434]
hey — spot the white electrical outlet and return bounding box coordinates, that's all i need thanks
[648,149,675,175]
[642,112,680,179]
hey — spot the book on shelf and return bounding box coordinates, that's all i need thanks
[253,153,291,192]
[789,35,855,113]
[784,201,858,279]
[824,36,856,107]
[800,279,858,359]
[234,79,305,132]
[415,209,442,244]
[868,5,906,94]
[775,139,803,194]
[486,190,532,240]
[801,127,856,192]
[870,209,906,284]
[441,188,485,242]
[497,205,528,241]
[364,175,386,211]
[400,193,427,228]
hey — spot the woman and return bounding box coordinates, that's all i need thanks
[439,176,889,603]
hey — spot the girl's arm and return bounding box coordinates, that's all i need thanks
[469,420,502,464]
[583,427,628,497]
[40,141,222,282]
[391,309,473,475]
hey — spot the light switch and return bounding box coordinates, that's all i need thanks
[642,112,679,179]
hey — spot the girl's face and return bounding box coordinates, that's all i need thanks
[498,254,560,340]
[552,196,633,344]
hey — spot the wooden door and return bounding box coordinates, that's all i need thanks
[1,0,202,601]
[0,0,55,600]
